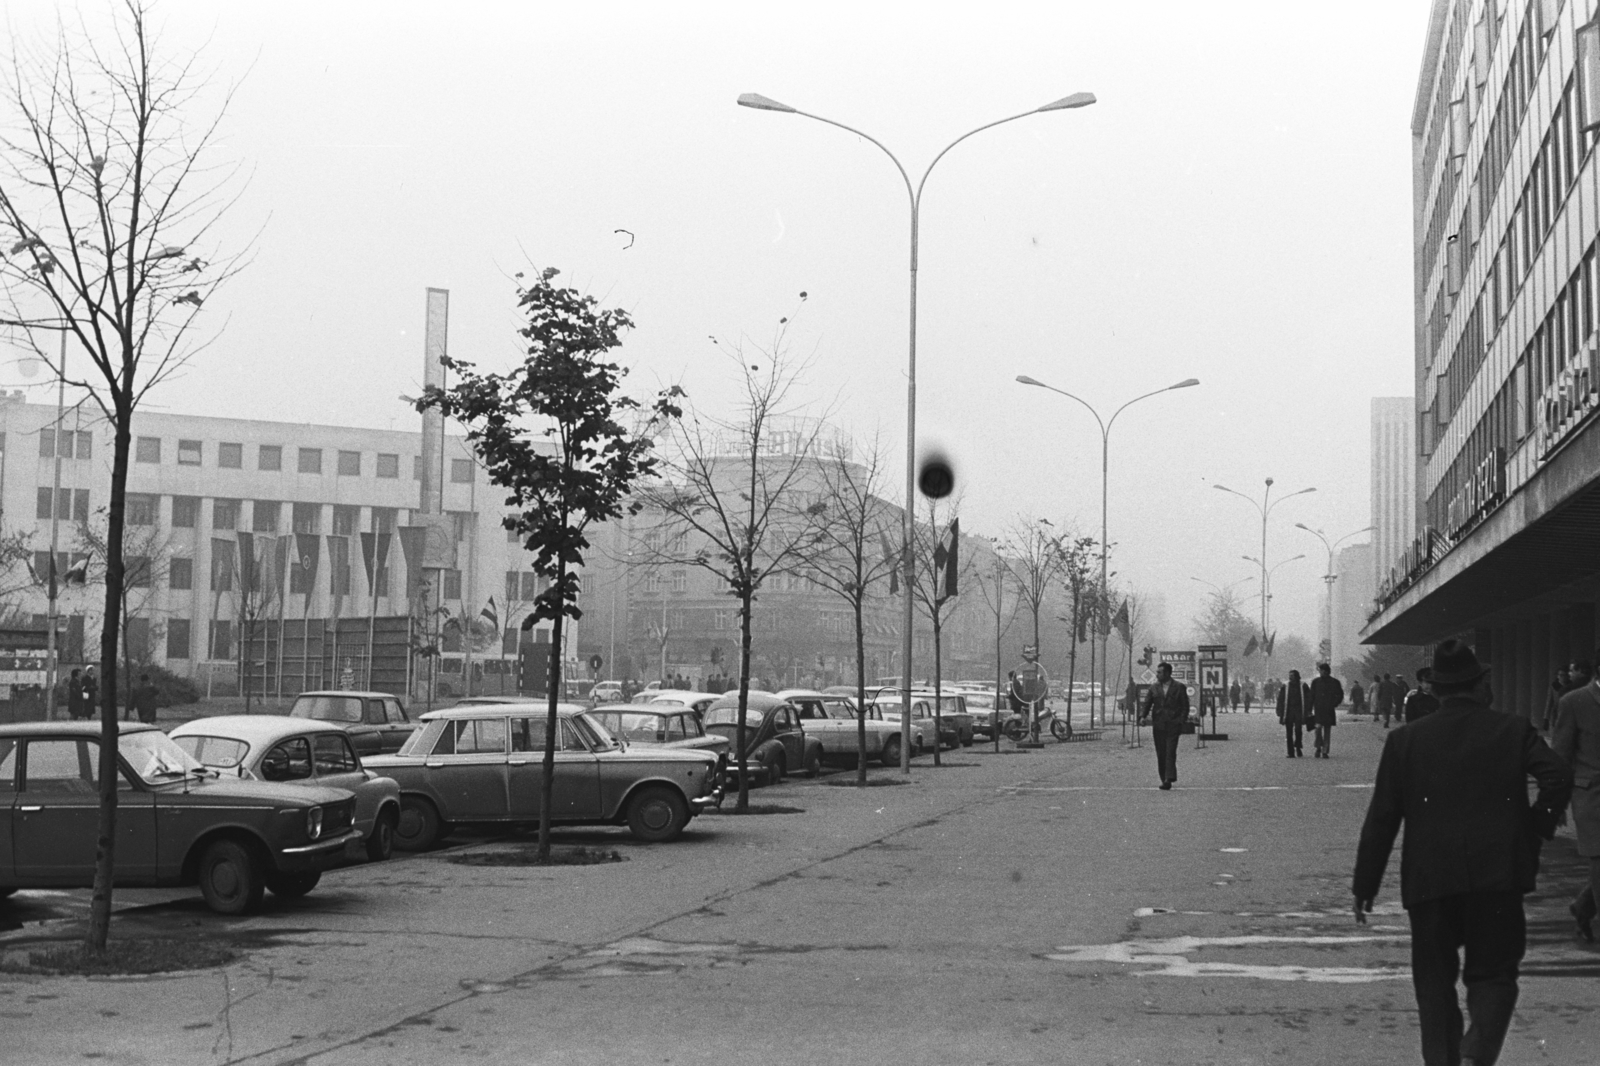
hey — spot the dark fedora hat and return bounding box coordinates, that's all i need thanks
[1430,639,1489,686]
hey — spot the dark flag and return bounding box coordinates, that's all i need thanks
[1112,600,1131,645]
[1243,634,1259,657]
[933,518,959,599]
[1264,631,1277,656]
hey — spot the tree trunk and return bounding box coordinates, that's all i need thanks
[735,588,754,812]
[538,562,565,863]
[88,399,131,952]
[854,595,867,787]
[931,611,943,767]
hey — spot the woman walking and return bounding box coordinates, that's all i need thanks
[1277,668,1311,758]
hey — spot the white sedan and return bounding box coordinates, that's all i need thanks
[777,689,916,767]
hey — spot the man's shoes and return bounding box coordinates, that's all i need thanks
[1159,781,1172,790]
[1571,901,1594,943]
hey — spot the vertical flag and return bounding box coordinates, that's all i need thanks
[1112,599,1131,645]
[1243,634,1259,658]
[481,596,499,633]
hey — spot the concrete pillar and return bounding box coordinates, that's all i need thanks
[1570,603,1597,666]
[1551,609,1571,680]
[1491,625,1513,709]
[1531,614,1553,729]
[1514,621,1534,721]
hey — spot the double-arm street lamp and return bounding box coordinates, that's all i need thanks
[1016,375,1198,726]
[1241,552,1306,667]
[1213,479,1314,675]
[1295,523,1374,669]
[1191,574,1256,599]
[739,90,1096,770]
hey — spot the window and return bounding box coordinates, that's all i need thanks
[413,455,424,480]
[450,718,506,754]
[260,738,313,782]
[376,453,399,479]
[77,431,91,459]
[258,444,282,471]
[292,502,321,534]
[208,619,232,659]
[210,542,234,592]
[512,717,581,753]
[40,488,90,522]
[671,569,688,592]
[252,500,280,533]
[36,487,52,520]
[125,555,151,588]
[177,439,202,466]
[332,504,359,536]
[38,430,53,458]
[38,429,86,459]
[135,436,161,463]
[450,458,473,483]
[218,441,243,469]
[166,618,191,659]
[21,738,95,793]
[443,568,462,600]
[502,628,520,654]
[372,506,397,534]
[126,493,158,526]
[505,572,520,602]
[449,511,472,541]
[172,495,200,528]
[337,450,361,476]
[521,573,541,600]
[213,498,239,530]
[714,609,732,630]
[297,448,322,474]
[169,557,193,591]
[311,734,358,774]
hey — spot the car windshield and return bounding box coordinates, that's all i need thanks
[291,695,363,723]
[703,705,763,727]
[590,712,669,742]
[964,694,997,710]
[171,734,250,769]
[572,712,617,750]
[119,730,205,784]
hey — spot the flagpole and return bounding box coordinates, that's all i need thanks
[44,329,67,718]
[274,537,287,704]
[365,534,379,691]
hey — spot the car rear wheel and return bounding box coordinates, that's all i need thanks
[394,796,444,851]
[365,807,398,862]
[265,871,321,899]
[765,751,785,783]
[626,786,689,843]
[880,735,902,766]
[197,839,265,916]
[804,748,822,778]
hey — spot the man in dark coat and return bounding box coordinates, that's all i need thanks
[81,668,99,720]
[1228,679,1241,713]
[1553,659,1600,942]
[1349,678,1366,717]
[1276,669,1310,757]
[131,672,160,725]
[1139,662,1189,790]
[64,668,84,720]
[1354,640,1571,1066]
[1308,662,1344,758]
[1404,667,1440,723]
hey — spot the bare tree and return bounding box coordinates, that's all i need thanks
[0,2,246,950]
[73,512,174,711]
[1056,533,1098,725]
[908,494,973,766]
[794,433,900,785]
[642,310,827,810]
[1001,516,1067,658]
[971,536,1023,705]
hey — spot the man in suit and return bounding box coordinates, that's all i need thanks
[1309,662,1344,758]
[1553,657,1600,943]
[1276,668,1311,758]
[1405,667,1441,723]
[1139,662,1189,791]
[1353,640,1571,1066]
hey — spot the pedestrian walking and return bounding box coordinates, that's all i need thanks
[1138,662,1189,790]
[1543,667,1571,735]
[1309,662,1344,758]
[1354,640,1571,1066]
[1242,677,1256,713]
[131,672,160,725]
[1378,672,1397,728]
[81,668,98,720]
[1228,679,1241,713]
[1554,655,1600,943]
[1404,668,1440,723]
[1277,669,1310,757]
[1350,678,1366,717]
[63,668,84,720]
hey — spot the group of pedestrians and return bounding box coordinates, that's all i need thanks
[1274,662,1344,757]
[57,666,160,723]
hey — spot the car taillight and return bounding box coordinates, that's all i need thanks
[305,806,324,840]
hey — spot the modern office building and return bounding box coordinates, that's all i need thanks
[1368,0,1600,724]
[1332,542,1376,672]
[1371,397,1417,586]
[0,392,567,702]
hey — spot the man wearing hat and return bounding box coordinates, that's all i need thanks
[1404,667,1441,723]
[1353,640,1571,1066]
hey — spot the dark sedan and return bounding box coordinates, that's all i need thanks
[289,690,416,756]
[702,692,825,782]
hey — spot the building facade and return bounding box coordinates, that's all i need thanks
[0,393,567,700]
[1332,541,1376,672]
[1371,397,1417,586]
[1369,0,1600,724]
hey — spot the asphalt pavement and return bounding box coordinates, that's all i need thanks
[3,711,1597,1065]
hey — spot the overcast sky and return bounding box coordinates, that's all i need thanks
[4,0,1433,647]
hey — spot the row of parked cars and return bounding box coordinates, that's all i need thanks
[0,683,997,917]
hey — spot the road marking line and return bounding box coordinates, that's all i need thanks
[1001,783,1373,792]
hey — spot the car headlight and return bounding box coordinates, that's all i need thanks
[305,806,324,841]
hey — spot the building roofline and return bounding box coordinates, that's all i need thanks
[1412,0,1452,136]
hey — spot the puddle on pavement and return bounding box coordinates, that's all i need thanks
[521,935,890,981]
[1046,933,1410,983]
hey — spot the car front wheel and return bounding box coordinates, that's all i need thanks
[366,807,398,862]
[804,747,822,778]
[626,786,689,843]
[265,871,321,899]
[880,735,902,766]
[394,796,444,851]
[197,839,265,916]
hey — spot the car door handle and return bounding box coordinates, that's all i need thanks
[19,805,40,812]
[425,760,444,768]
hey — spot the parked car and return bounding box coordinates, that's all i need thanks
[962,691,1003,738]
[589,704,729,758]
[365,702,723,848]
[645,690,720,717]
[171,716,402,862]
[289,691,416,756]
[870,691,975,748]
[776,689,914,767]
[0,722,360,915]
[589,681,625,703]
[702,692,826,782]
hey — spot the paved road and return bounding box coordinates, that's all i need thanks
[3,713,1596,1064]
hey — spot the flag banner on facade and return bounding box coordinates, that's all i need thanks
[359,532,377,588]
[1243,634,1259,657]
[1112,599,1131,645]
[325,535,351,616]
[481,596,499,632]
[272,536,288,594]
[295,532,320,584]
[398,525,428,599]
[236,532,255,598]
[879,531,900,594]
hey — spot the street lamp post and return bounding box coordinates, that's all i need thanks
[740,90,1096,770]
[1017,375,1198,727]
[1213,479,1314,680]
[1295,524,1374,669]
[1241,552,1306,661]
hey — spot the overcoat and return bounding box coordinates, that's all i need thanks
[1553,682,1600,859]
[1276,681,1311,725]
[1308,675,1343,728]
[1140,679,1190,727]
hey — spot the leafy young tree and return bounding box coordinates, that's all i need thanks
[418,267,681,861]
[795,434,899,785]
[643,310,827,810]
[1056,534,1099,721]
[0,2,246,950]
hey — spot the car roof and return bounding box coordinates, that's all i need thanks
[646,690,718,704]
[775,689,851,701]
[170,715,351,744]
[706,691,786,711]
[0,721,163,739]
[294,690,400,700]
[417,702,587,721]
[592,703,684,715]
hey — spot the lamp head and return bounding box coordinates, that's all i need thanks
[737,93,797,113]
[1037,92,1097,112]
[1016,375,1044,387]
[1168,378,1200,389]
[1212,484,1232,494]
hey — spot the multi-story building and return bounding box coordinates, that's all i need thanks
[1368,0,1600,723]
[1332,542,1376,672]
[0,393,567,701]
[1371,397,1417,586]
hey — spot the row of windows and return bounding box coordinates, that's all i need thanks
[128,436,475,484]
[37,429,94,461]
[35,488,90,522]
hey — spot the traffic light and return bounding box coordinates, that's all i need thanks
[1140,645,1156,666]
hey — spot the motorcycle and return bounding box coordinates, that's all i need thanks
[1001,701,1072,742]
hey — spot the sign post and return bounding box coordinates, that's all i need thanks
[1198,644,1229,741]
[1012,648,1048,747]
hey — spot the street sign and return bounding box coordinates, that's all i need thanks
[1138,668,1156,684]
[588,653,604,672]
[1160,650,1196,683]
[1022,643,1039,662]
[1199,660,1227,695]
[1013,660,1048,703]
